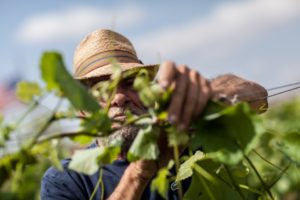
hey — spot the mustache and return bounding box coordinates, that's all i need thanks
[108,104,146,119]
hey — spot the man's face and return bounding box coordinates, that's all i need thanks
[86,77,147,150]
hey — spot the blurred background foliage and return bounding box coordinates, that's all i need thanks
[0,97,299,200]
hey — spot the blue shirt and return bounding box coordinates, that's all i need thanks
[41,145,190,199]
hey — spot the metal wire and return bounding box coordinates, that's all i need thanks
[267,81,300,91]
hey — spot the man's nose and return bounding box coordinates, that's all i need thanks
[110,92,129,107]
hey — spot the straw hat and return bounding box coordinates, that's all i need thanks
[73,29,159,80]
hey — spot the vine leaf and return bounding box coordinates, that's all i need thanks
[71,135,94,145]
[191,102,264,165]
[176,151,205,182]
[183,160,248,200]
[272,132,300,165]
[127,125,160,161]
[80,110,111,135]
[151,167,169,199]
[40,52,100,113]
[167,126,189,147]
[16,81,41,103]
[69,146,120,175]
[133,69,161,107]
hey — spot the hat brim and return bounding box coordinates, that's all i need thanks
[74,62,159,80]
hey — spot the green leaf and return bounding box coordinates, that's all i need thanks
[272,132,300,165]
[71,135,94,145]
[151,168,169,199]
[176,151,205,182]
[167,126,189,147]
[127,125,160,161]
[40,52,100,113]
[183,159,249,200]
[16,81,41,103]
[97,146,121,165]
[48,142,63,171]
[81,110,111,135]
[69,146,120,175]
[191,102,264,165]
[183,173,203,200]
[133,70,161,107]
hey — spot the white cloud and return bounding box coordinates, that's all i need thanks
[136,0,300,60]
[16,5,144,44]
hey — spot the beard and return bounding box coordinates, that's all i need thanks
[108,125,139,154]
[97,102,146,157]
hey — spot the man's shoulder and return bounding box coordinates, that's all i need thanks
[42,159,71,181]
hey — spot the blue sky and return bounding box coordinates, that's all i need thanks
[1,0,300,93]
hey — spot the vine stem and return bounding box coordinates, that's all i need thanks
[89,169,103,200]
[173,144,183,200]
[215,173,263,195]
[268,162,291,189]
[37,113,152,143]
[24,98,63,148]
[244,154,274,199]
[252,149,282,170]
[224,165,246,200]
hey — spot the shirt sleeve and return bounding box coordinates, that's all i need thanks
[40,161,88,200]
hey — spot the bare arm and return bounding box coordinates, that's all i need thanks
[107,161,157,200]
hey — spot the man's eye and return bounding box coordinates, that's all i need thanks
[123,79,134,87]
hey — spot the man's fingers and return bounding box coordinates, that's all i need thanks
[167,65,189,125]
[194,74,211,117]
[180,70,199,129]
[157,61,177,89]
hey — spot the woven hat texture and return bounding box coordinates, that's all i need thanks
[73,29,158,80]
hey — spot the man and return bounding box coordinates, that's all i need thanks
[41,29,268,200]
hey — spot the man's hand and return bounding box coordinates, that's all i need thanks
[211,74,268,113]
[157,61,212,130]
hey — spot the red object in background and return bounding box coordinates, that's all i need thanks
[0,78,20,112]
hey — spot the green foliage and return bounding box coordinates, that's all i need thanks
[80,110,112,135]
[1,51,300,200]
[176,151,205,182]
[133,69,162,107]
[272,132,300,165]
[127,125,160,161]
[40,52,100,113]
[16,81,41,103]
[191,102,265,165]
[69,145,120,175]
[151,167,169,199]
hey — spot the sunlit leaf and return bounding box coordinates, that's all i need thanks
[176,151,205,182]
[68,146,120,175]
[40,52,100,113]
[151,167,169,199]
[16,81,41,103]
[127,125,160,161]
[71,135,94,145]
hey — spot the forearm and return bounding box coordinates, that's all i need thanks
[107,161,157,200]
